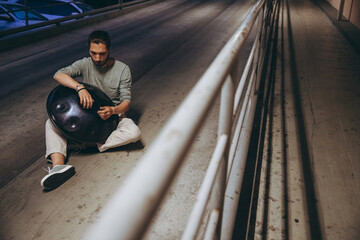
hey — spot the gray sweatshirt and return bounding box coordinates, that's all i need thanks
[55,57,131,105]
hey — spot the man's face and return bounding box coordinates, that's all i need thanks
[89,42,109,67]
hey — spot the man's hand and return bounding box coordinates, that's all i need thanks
[78,88,94,109]
[97,106,114,120]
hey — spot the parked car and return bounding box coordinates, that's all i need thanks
[69,1,94,12]
[13,0,93,20]
[0,1,48,31]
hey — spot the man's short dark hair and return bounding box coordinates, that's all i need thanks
[88,30,111,49]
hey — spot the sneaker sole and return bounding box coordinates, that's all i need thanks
[41,166,75,189]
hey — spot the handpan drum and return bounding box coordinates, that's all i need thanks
[46,83,119,144]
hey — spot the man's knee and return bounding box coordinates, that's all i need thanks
[45,119,51,128]
[45,119,56,131]
[130,122,141,138]
[125,118,141,139]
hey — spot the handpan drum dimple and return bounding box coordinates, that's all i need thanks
[46,83,119,144]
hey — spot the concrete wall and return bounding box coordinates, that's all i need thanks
[326,0,360,29]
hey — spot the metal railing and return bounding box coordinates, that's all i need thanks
[82,0,277,239]
[0,0,151,38]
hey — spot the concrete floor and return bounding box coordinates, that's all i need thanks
[0,0,359,239]
[253,0,360,239]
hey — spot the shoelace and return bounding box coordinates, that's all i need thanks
[42,166,51,174]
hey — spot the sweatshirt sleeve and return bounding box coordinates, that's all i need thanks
[54,58,87,78]
[119,65,132,103]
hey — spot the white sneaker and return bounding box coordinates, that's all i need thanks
[41,165,75,189]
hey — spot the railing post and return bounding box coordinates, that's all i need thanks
[118,0,124,13]
[218,74,235,167]
[204,209,220,240]
[181,135,228,240]
[260,2,267,49]
[25,0,29,27]
[337,0,345,20]
[218,75,235,141]
[216,74,235,238]
[253,4,265,95]
[253,38,261,95]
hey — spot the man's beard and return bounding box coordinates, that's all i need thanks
[92,55,110,67]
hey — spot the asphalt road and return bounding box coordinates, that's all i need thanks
[0,0,255,239]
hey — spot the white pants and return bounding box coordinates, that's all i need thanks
[45,117,141,159]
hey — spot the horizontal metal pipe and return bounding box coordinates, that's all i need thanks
[204,209,220,240]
